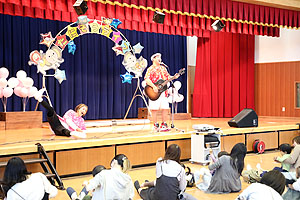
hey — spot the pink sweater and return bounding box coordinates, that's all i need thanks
[62,110,86,131]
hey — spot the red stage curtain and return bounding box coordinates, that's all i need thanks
[193,31,254,117]
[2,0,300,37]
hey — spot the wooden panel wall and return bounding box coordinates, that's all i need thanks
[255,61,300,117]
[167,139,191,160]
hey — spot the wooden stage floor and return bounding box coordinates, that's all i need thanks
[0,116,299,156]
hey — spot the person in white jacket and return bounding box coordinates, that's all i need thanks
[3,157,57,200]
[83,154,134,200]
[236,170,285,200]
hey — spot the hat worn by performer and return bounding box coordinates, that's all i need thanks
[151,53,161,61]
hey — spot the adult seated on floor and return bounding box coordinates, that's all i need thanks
[236,170,286,200]
[2,157,57,200]
[134,144,197,200]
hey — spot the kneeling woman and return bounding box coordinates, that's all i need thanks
[3,157,58,199]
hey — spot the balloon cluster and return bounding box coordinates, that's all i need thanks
[0,67,38,112]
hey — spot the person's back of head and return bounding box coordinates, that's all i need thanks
[3,157,31,195]
[162,144,181,164]
[111,154,131,173]
[217,151,229,158]
[230,143,247,174]
[279,143,292,154]
[92,165,106,177]
[260,170,285,195]
[293,136,300,146]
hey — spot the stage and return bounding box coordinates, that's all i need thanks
[0,116,299,176]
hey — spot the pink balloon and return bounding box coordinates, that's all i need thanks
[0,68,9,79]
[17,80,23,87]
[0,88,3,98]
[28,86,38,98]
[0,78,7,88]
[14,87,22,97]
[20,88,28,98]
[3,87,13,98]
[22,77,34,88]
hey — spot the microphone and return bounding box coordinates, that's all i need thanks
[160,62,169,68]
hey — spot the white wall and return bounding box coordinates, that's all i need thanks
[187,28,300,66]
[255,28,300,63]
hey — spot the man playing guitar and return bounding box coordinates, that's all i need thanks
[144,53,170,131]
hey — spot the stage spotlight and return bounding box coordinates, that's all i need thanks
[153,11,165,24]
[211,20,225,32]
[73,0,88,15]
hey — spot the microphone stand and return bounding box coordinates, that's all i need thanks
[161,62,175,129]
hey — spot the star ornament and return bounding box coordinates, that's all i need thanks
[120,72,133,84]
[68,41,76,55]
[39,32,55,47]
[54,69,66,84]
[110,18,122,29]
[112,44,124,56]
[76,15,90,25]
[133,42,144,54]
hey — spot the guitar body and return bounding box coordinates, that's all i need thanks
[144,68,185,101]
[145,79,168,101]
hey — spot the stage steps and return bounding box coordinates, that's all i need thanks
[0,143,64,193]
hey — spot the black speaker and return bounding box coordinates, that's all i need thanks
[73,0,88,15]
[153,11,165,24]
[228,108,258,128]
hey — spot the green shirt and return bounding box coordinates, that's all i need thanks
[277,154,291,171]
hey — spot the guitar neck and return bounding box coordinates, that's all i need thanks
[161,74,178,87]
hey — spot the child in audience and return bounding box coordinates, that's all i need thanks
[282,136,300,170]
[274,143,292,172]
[236,170,285,200]
[82,154,134,200]
[3,157,58,199]
[67,165,106,200]
[194,150,229,190]
[196,143,247,193]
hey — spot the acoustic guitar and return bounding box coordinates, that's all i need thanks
[144,68,185,101]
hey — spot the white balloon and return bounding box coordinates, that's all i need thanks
[141,80,146,88]
[0,67,9,79]
[174,81,182,90]
[0,78,8,88]
[22,77,34,88]
[20,87,28,98]
[16,70,27,80]
[28,86,38,98]
[3,87,13,98]
[7,77,19,88]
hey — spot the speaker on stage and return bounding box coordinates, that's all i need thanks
[228,108,258,128]
[73,0,88,15]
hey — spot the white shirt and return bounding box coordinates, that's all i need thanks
[85,168,134,200]
[6,173,57,200]
[236,183,283,200]
[156,158,186,192]
[292,178,300,191]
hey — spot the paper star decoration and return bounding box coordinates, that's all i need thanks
[54,69,66,84]
[112,44,125,56]
[120,72,133,84]
[121,40,130,54]
[110,18,122,29]
[102,17,113,25]
[133,43,144,54]
[68,41,76,55]
[39,32,55,47]
[76,15,90,25]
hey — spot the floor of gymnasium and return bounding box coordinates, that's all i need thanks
[53,151,282,200]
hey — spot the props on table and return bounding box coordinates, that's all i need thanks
[28,46,64,75]
[54,69,67,84]
[120,72,133,84]
[68,41,76,55]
